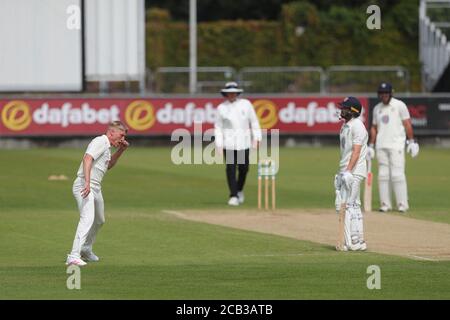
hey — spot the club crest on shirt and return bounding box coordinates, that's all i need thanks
[381,115,389,124]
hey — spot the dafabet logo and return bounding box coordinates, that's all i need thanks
[125,100,156,131]
[1,100,32,131]
[253,100,278,129]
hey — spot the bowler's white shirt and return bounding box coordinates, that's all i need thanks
[214,98,262,150]
[76,135,111,186]
[372,97,410,149]
[339,117,368,177]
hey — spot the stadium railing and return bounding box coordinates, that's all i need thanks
[148,65,411,94]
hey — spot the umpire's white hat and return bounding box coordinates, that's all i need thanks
[220,82,243,95]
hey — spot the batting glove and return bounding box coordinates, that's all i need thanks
[340,171,354,190]
[334,174,341,191]
[335,190,342,214]
[406,139,419,158]
[367,143,375,160]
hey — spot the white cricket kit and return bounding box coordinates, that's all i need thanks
[372,97,411,210]
[372,97,410,149]
[214,98,262,150]
[339,117,368,177]
[69,135,111,260]
[76,135,111,185]
[338,117,368,249]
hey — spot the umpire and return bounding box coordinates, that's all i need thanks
[214,82,262,206]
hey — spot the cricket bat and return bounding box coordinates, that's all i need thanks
[363,158,373,213]
[337,187,347,251]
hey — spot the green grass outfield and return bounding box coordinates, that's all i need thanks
[1,147,449,299]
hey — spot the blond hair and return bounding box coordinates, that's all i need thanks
[108,120,128,134]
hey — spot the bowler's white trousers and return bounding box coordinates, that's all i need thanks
[68,177,105,259]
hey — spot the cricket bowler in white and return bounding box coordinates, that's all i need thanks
[66,121,129,266]
[368,82,419,213]
[335,97,368,251]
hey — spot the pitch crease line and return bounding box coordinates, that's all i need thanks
[242,253,304,257]
[162,210,187,219]
[407,255,439,261]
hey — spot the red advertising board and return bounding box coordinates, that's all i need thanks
[0,97,369,136]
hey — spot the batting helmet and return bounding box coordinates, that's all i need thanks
[338,96,362,121]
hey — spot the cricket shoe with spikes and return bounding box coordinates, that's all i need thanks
[349,243,362,251]
[237,191,245,204]
[397,204,408,213]
[228,196,239,206]
[81,250,99,262]
[359,241,367,251]
[66,256,87,266]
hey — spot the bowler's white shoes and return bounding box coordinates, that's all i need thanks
[397,204,408,213]
[81,250,99,262]
[228,197,239,206]
[237,191,245,204]
[379,204,391,213]
[66,256,87,266]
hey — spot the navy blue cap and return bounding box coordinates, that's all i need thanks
[377,82,393,93]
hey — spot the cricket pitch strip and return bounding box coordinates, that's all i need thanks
[163,209,450,261]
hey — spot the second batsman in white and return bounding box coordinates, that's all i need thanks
[66,121,129,266]
[368,83,419,213]
[335,97,368,251]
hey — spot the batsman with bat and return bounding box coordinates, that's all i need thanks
[335,97,368,251]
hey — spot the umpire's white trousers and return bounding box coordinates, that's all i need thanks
[68,177,105,259]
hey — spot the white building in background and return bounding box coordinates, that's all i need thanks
[0,0,145,92]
